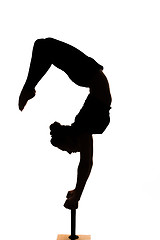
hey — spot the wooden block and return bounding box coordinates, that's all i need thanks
[57,234,91,240]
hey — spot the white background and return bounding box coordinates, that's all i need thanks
[0,0,160,240]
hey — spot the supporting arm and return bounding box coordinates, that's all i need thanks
[64,134,93,209]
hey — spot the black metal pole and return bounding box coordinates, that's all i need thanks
[69,209,79,239]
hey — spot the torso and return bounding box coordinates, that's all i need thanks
[89,70,112,107]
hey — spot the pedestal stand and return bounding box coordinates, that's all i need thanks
[57,209,91,240]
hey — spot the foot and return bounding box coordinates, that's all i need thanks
[18,87,36,111]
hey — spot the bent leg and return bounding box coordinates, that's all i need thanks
[19,38,53,110]
[24,38,53,89]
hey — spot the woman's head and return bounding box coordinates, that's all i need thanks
[50,122,79,154]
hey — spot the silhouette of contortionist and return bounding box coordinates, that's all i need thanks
[19,38,112,210]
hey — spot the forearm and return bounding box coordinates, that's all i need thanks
[75,160,93,201]
[64,134,93,209]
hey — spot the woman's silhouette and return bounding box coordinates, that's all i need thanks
[19,38,112,210]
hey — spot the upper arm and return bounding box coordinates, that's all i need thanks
[79,134,93,164]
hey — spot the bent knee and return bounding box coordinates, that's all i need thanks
[34,38,52,48]
[33,39,45,52]
[33,38,53,57]
[34,38,45,46]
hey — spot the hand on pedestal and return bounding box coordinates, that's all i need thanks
[64,190,79,210]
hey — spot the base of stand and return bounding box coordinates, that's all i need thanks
[57,234,91,240]
[69,235,79,239]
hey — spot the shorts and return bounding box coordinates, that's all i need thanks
[71,94,111,134]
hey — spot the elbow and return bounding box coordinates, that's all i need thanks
[79,158,93,170]
[86,159,93,171]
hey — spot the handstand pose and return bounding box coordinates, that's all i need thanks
[19,38,112,210]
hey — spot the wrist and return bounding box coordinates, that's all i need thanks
[74,189,82,201]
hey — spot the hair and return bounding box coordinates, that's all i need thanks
[50,121,77,147]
